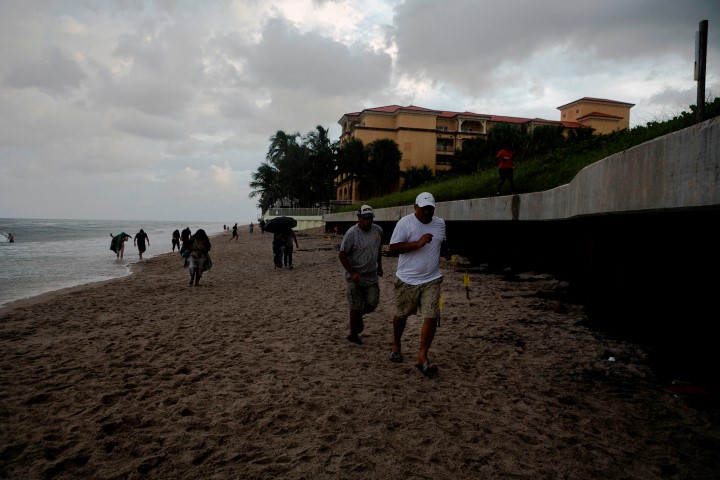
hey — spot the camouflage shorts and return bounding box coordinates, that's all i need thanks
[346,281,380,311]
[393,277,442,319]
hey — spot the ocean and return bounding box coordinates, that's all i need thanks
[0,218,227,308]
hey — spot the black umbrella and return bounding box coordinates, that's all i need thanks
[263,216,297,233]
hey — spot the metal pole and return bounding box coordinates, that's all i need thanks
[697,20,708,123]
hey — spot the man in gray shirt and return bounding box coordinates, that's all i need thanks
[338,205,384,345]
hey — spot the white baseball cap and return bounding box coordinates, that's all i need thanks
[358,205,374,218]
[415,192,435,208]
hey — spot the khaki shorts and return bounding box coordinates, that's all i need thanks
[394,277,442,319]
[346,281,380,311]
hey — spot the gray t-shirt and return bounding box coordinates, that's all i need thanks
[339,223,383,285]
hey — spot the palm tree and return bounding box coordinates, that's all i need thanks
[267,130,300,167]
[249,162,281,212]
[301,126,337,206]
[264,130,303,206]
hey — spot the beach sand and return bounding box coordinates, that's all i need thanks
[1,227,718,479]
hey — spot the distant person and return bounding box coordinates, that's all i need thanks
[249,222,254,234]
[259,219,266,234]
[187,229,212,286]
[7,233,14,243]
[134,229,150,259]
[282,228,299,269]
[171,229,181,252]
[495,148,515,195]
[339,205,384,345]
[180,226,192,266]
[109,232,131,260]
[272,231,284,268]
[229,223,238,242]
[388,192,450,377]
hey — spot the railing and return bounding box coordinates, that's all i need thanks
[264,203,352,218]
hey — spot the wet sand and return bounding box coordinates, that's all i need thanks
[1,227,718,479]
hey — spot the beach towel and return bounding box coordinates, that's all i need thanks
[110,233,130,253]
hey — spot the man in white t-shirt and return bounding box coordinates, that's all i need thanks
[387,192,449,377]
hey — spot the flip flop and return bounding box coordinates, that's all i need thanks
[415,360,438,377]
[389,351,403,363]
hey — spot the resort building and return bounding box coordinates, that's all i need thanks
[335,97,634,203]
[557,97,634,135]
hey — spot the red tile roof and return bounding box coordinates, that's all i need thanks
[340,99,628,129]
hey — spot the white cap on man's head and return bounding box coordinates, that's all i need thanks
[358,205,374,218]
[415,192,435,208]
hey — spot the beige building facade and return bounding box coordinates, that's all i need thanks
[336,98,633,203]
[557,97,634,135]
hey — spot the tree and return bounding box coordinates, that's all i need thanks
[528,125,566,159]
[250,127,340,210]
[267,130,300,168]
[301,126,337,206]
[363,138,402,197]
[401,165,434,190]
[451,137,489,174]
[336,138,366,200]
[249,162,281,212]
[265,130,301,206]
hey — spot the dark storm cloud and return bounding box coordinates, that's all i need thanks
[240,17,392,96]
[2,47,85,95]
[391,0,719,89]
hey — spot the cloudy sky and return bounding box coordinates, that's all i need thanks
[1,0,717,223]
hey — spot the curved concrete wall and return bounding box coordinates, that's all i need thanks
[325,116,720,224]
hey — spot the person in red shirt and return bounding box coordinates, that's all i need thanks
[495,148,514,195]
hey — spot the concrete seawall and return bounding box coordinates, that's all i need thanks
[324,117,720,389]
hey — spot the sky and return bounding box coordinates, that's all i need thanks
[0,0,718,223]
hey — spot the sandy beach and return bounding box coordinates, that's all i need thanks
[1,227,718,479]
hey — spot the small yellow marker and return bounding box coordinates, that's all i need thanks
[464,272,470,299]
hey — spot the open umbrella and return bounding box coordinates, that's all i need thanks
[263,216,297,233]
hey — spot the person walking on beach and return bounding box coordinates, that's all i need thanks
[249,222,254,234]
[272,231,284,268]
[339,205,383,345]
[134,229,150,259]
[229,223,238,242]
[109,232,131,260]
[187,229,212,286]
[180,226,192,266]
[388,192,450,377]
[495,147,515,195]
[282,228,299,269]
[171,229,181,252]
